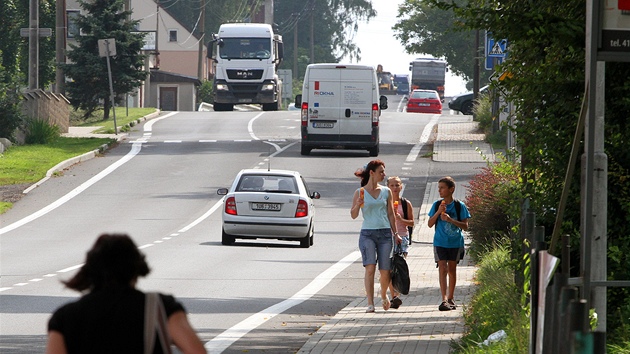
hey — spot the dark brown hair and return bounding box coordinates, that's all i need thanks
[64,234,150,291]
[438,176,456,189]
[354,159,385,187]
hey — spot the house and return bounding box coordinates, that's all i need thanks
[65,0,208,111]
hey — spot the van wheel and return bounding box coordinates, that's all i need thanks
[262,102,278,111]
[214,103,234,111]
[301,145,311,155]
[368,145,379,157]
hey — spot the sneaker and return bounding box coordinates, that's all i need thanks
[439,301,452,311]
[366,305,375,313]
[391,296,403,309]
[448,299,457,310]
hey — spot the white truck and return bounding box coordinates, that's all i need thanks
[209,23,284,111]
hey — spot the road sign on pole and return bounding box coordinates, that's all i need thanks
[98,39,118,135]
[485,32,508,70]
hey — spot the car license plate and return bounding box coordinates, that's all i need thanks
[418,103,430,106]
[239,98,253,103]
[252,203,281,211]
[313,122,334,128]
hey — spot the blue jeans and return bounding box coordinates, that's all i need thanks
[359,228,393,270]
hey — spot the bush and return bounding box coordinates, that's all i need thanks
[454,239,529,353]
[465,158,521,261]
[24,119,60,144]
[198,80,213,104]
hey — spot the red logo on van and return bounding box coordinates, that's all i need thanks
[314,81,320,90]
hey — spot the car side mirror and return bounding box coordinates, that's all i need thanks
[294,94,302,107]
[379,95,388,110]
[311,191,321,199]
[217,188,228,195]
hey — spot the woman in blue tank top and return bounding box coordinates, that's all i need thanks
[350,160,401,313]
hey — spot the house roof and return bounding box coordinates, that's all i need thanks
[150,70,201,84]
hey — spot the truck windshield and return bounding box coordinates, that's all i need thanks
[219,38,271,60]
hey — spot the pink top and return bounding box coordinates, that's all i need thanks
[394,202,409,236]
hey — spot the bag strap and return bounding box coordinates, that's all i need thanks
[454,199,461,221]
[400,197,409,220]
[144,292,172,354]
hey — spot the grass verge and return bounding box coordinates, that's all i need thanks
[72,107,157,133]
[453,238,529,353]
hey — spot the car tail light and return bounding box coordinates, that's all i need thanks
[301,102,308,126]
[372,103,379,126]
[225,196,237,215]
[295,199,308,217]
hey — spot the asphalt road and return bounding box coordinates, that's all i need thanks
[0,95,480,353]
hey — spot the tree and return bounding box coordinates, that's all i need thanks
[274,0,376,79]
[0,51,23,141]
[64,0,147,120]
[422,0,630,343]
[393,0,480,82]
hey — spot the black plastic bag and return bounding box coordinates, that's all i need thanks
[390,252,410,295]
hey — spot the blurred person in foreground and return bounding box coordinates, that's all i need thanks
[46,233,206,354]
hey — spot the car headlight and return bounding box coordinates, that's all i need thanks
[216,83,228,91]
[261,83,275,91]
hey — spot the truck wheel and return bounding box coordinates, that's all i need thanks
[368,144,379,157]
[213,103,227,111]
[461,101,474,115]
[262,102,278,111]
[300,145,311,155]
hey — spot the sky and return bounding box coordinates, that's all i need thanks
[341,0,469,96]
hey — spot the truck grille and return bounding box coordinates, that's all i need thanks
[226,69,264,80]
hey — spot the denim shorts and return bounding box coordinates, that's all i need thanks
[359,228,393,270]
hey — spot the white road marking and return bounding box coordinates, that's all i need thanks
[57,264,83,273]
[138,244,154,249]
[204,251,361,353]
[0,113,178,237]
[248,112,265,140]
[406,114,440,162]
[0,287,12,292]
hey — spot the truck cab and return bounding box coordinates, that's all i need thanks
[209,23,284,111]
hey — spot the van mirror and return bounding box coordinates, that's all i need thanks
[379,95,388,110]
[294,94,302,107]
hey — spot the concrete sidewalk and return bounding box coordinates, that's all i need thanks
[297,117,490,354]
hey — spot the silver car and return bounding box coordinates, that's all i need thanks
[217,169,321,248]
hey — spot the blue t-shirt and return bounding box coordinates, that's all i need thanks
[428,199,471,248]
[359,186,391,230]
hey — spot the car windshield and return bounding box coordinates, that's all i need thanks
[219,38,271,60]
[237,175,296,193]
[410,91,437,99]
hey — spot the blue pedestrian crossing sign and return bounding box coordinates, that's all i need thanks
[485,32,508,70]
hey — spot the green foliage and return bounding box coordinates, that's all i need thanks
[198,80,213,104]
[393,0,489,85]
[465,158,521,261]
[24,119,60,144]
[0,53,23,141]
[64,0,147,120]
[1,0,56,89]
[454,239,528,353]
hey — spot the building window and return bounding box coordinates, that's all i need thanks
[67,10,80,38]
[169,29,177,42]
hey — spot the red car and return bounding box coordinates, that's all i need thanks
[406,89,443,114]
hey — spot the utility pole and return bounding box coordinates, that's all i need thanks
[197,0,205,81]
[293,15,298,75]
[55,0,65,94]
[584,0,607,332]
[28,0,40,90]
[309,2,314,63]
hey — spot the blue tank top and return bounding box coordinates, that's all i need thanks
[360,186,391,229]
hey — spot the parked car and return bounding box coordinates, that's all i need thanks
[406,89,443,114]
[448,85,489,115]
[217,169,321,248]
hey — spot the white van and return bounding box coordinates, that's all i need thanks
[295,64,388,156]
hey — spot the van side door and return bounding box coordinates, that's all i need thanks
[338,69,375,139]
